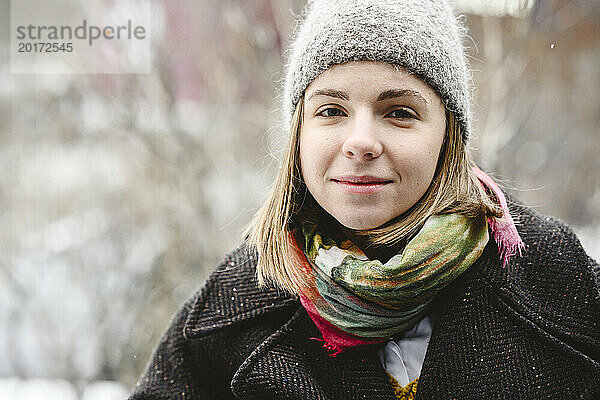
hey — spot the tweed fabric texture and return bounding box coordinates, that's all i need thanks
[283,0,473,140]
[130,204,600,399]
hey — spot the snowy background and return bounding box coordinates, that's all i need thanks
[1,0,599,398]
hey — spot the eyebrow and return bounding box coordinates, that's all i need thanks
[377,89,428,104]
[307,89,349,101]
[306,88,428,104]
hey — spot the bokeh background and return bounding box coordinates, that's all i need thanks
[1,0,599,398]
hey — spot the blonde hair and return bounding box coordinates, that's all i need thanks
[246,98,501,294]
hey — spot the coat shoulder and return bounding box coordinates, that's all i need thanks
[508,201,598,288]
[182,242,297,339]
[488,202,600,365]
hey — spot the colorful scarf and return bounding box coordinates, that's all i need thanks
[298,168,525,356]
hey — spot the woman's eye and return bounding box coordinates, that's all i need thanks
[317,107,346,117]
[386,108,417,119]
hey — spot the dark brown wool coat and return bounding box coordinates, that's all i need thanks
[130,204,600,399]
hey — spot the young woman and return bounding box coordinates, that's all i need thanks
[131,1,600,399]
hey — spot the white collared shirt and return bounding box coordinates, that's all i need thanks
[377,315,434,387]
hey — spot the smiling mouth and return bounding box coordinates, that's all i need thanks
[332,175,392,184]
[331,176,392,193]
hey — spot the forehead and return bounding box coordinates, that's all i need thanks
[304,61,441,103]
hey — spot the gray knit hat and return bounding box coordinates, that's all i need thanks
[282,0,473,141]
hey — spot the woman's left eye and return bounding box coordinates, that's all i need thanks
[386,108,417,119]
[317,107,346,117]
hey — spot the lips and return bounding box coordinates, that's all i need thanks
[333,175,391,184]
[331,175,392,194]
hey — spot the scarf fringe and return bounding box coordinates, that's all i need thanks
[309,337,344,357]
[300,294,385,357]
[473,166,526,267]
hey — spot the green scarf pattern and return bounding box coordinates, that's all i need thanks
[301,213,489,339]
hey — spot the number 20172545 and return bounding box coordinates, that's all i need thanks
[18,42,73,52]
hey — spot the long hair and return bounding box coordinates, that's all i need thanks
[246,97,501,294]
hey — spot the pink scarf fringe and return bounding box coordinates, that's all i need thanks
[472,166,526,267]
[299,294,385,357]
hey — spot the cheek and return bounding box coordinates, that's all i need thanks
[299,133,321,185]
[300,130,333,178]
[400,135,444,184]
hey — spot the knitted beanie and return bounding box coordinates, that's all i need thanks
[282,0,473,141]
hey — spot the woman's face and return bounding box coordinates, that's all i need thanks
[300,61,446,230]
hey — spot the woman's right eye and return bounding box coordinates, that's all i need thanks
[317,107,346,117]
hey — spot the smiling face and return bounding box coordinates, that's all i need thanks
[299,61,447,230]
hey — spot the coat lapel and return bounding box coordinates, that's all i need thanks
[414,255,486,399]
[416,241,523,399]
[231,306,397,400]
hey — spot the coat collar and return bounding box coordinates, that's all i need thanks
[183,244,297,339]
[230,305,398,399]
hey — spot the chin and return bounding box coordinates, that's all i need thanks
[335,216,386,231]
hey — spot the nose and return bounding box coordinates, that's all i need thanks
[342,115,383,160]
